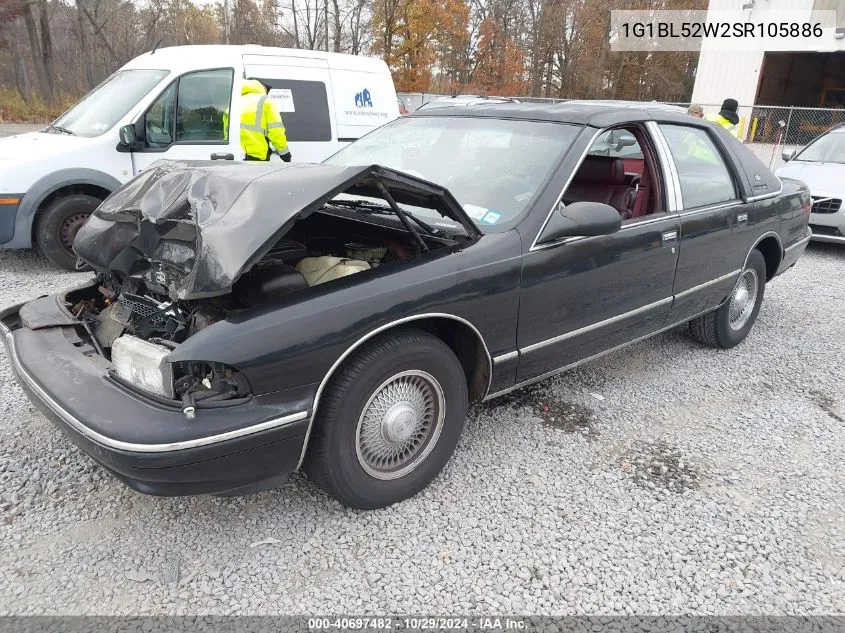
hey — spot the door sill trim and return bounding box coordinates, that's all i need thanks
[484,305,718,402]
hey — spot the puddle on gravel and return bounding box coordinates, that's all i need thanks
[485,388,598,438]
[621,441,700,493]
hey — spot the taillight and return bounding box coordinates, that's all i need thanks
[802,196,812,215]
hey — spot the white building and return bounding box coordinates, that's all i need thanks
[691,0,845,110]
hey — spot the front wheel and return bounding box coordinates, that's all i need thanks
[304,329,468,509]
[35,194,101,270]
[689,249,767,349]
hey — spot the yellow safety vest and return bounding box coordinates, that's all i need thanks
[234,80,289,160]
[705,113,739,139]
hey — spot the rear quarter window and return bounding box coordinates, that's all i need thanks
[659,123,737,208]
[258,78,332,142]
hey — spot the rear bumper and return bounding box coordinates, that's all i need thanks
[0,300,310,496]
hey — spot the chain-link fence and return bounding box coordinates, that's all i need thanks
[397,92,844,170]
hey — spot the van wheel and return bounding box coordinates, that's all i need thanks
[305,329,468,509]
[35,194,101,270]
[689,250,767,349]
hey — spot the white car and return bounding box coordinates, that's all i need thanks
[0,45,400,268]
[416,95,519,110]
[776,124,845,245]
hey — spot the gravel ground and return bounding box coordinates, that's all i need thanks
[0,245,843,616]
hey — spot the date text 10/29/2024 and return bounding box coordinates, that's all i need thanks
[308,617,527,630]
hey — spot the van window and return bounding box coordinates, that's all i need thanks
[176,69,233,142]
[142,68,233,148]
[257,79,332,142]
[145,84,176,148]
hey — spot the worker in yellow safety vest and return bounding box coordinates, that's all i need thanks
[234,79,292,162]
[705,98,740,139]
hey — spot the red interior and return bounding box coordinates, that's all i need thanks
[563,126,663,221]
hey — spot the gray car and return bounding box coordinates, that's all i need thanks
[776,124,845,245]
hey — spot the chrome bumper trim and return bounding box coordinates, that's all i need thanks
[786,231,813,252]
[0,321,307,453]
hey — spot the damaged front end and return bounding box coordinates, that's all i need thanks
[65,281,250,413]
[2,160,482,495]
[67,159,479,409]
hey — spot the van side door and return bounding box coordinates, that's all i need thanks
[128,68,237,174]
[243,55,337,163]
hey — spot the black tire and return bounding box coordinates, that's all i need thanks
[34,194,101,270]
[689,249,767,349]
[305,329,468,509]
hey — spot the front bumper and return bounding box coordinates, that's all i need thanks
[809,206,845,245]
[0,299,311,496]
[0,194,23,244]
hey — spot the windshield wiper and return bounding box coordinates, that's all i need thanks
[46,124,74,135]
[328,199,446,237]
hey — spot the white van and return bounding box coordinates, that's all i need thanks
[0,45,399,268]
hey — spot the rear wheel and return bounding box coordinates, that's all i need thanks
[305,329,468,509]
[689,249,767,349]
[35,194,101,270]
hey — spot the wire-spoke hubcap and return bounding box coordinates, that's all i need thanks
[355,370,445,480]
[728,268,758,331]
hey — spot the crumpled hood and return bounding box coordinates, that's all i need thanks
[775,161,845,195]
[73,159,478,300]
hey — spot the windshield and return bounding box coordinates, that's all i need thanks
[51,69,169,138]
[795,130,845,164]
[325,116,579,230]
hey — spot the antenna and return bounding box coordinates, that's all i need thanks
[151,39,162,55]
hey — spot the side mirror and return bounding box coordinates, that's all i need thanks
[782,148,797,162]
[615,135,637,151]
[119,124,138,147]
[538,201,622,244]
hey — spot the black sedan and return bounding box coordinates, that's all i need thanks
[0,102,812,509]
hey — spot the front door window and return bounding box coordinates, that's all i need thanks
[141,68,234,149]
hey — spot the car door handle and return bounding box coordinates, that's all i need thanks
[210,152,234,160]
[661,230,677,244]
[736,212,748,226]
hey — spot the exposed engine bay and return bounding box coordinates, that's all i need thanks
[69,211,441,352]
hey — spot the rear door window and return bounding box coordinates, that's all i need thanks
[258,79,332,142]
[659,124,737,209]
